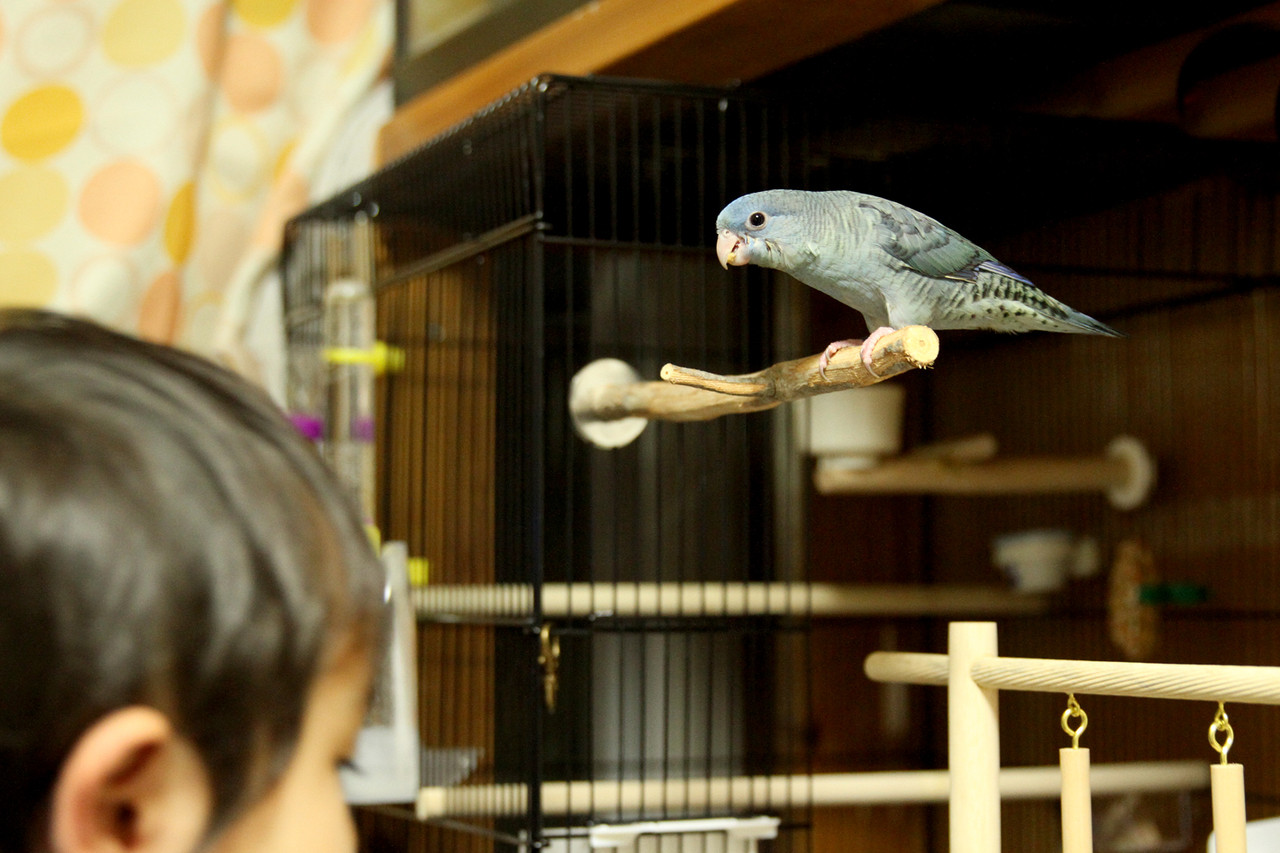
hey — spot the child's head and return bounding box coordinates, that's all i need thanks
[0,309,387,852]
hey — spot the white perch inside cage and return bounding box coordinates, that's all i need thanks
[815,435,1156,510]
[413,581,1051,620]
[415,761,1208,820]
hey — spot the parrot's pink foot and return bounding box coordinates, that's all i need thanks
[817,327,897,379]
[858,327,896,376]
[818,338,862,379]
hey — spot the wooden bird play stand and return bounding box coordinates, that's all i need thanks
[569,325,939,448]
[865,622,1269,853]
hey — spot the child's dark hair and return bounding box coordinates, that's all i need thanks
[0,309,386,850]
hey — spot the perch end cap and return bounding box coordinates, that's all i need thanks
[569,358,649,448]
[890,325,940,368]
[1106,436,1156,510]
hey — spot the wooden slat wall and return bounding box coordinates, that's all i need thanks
[932,173,1280,850]
[358,262,499,851]
[807,169,1280,852]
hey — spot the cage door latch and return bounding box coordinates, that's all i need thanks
[538,622,560,713]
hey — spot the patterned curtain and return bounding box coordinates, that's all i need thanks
[0,0,392,394]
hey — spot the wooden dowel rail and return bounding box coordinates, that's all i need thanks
[413,582,1048,620]
[865,650,1280,705]
[864,651,951,685]
[414,762,1207,819]
[569,326,938,448]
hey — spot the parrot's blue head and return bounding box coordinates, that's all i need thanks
[715,190,807,271]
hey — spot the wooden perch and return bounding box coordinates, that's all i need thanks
[904,433,999,463]
[660,324,938,397]
[569,326,938,448]
[815,436,1156,510]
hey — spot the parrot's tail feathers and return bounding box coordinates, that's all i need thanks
[1058,309,1124,337]
[952,293,1123,337]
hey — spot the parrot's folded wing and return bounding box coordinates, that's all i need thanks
[973,259,1035,286]
[858,196,1004,284]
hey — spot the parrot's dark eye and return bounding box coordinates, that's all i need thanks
[747,211,768,229]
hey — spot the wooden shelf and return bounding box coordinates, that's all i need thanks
[380,0,948,162]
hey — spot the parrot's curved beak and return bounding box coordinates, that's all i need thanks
[716,229,747,269]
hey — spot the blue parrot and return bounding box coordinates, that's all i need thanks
[715,189,1120,374]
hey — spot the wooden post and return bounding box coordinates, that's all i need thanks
[949,622,1001,853]
[1060,747,1093,853]
[1211,763,1248,853]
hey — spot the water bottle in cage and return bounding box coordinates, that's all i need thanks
[324,274,377,524]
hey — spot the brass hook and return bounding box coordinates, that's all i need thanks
[1209,702,1234,765]
[538,623,561,713]
[1061,693,1088,749]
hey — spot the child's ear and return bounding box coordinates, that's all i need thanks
[48,706,212,853]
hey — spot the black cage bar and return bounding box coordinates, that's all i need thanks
[280,72,1254,853]
[283,75,817,853]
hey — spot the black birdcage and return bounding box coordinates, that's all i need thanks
[279,71,1247,853]
[282,75,820,853]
